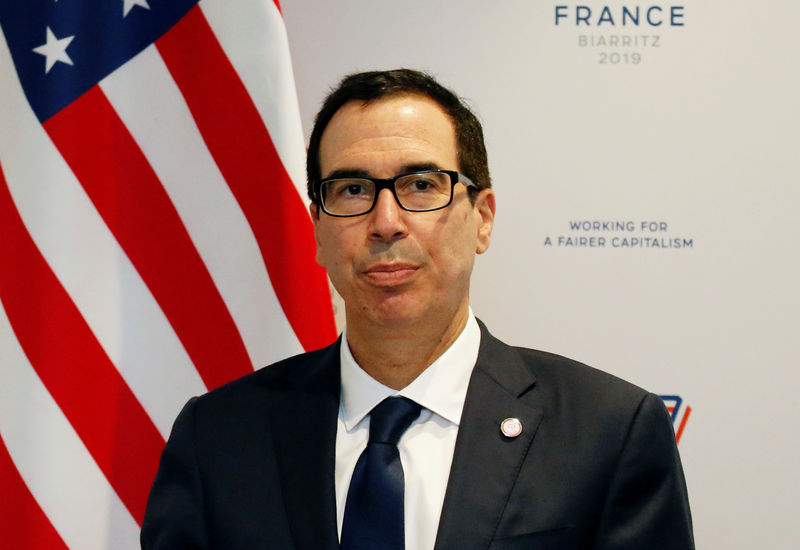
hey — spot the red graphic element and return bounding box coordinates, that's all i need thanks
[662,395,692,444]
[674,405,691,444]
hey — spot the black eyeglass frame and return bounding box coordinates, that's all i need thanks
[311,170,478,218]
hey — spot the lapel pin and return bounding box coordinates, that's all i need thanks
[500,417,522,438]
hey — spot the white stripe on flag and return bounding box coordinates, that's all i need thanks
[200,0,309,198]
[0,304,140,550]
[99,44,303,368]
[0,37,207,439]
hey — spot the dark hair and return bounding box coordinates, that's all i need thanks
[306,69,491,203]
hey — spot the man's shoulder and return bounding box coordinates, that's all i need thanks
[479,323,651,415]
[191,339,341,410]
[487,337,666,447]
[158,340,341,459]
[515,345,646,396]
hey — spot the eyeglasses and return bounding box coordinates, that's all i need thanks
[312,170,477,217]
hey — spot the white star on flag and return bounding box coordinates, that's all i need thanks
[123,0,151,17]
[32,26,74,73]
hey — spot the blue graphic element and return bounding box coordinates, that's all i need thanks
[0,0,198,122]
[660,394,683,422]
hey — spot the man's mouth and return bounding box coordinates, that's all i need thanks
[362,262,419,285]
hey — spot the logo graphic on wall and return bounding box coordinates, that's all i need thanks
[554,4,686,65]
[660,395,692,443]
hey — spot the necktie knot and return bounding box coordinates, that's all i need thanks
[368,397,421,445]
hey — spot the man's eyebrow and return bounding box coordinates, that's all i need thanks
[323,163,443,180]
[400,162,441,174]
[324,168,371,179]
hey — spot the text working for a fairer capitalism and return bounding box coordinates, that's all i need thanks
[544,220,694,249]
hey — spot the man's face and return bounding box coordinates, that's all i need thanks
[311,94,495,332]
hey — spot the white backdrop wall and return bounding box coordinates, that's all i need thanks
[283,1,799,548]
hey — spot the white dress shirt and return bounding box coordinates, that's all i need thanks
[335,311,481,550]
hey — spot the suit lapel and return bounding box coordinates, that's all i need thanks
[434,323,543,550]
[269,341,341,550]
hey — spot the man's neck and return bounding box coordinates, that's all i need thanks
[344,305,470,390]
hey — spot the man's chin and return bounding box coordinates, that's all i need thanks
[349,295,429,328]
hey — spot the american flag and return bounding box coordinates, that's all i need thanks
[0,0,336,547]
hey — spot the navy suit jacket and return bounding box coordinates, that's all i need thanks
[141,321,693,549]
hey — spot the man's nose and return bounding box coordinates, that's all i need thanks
[368,189,408,241]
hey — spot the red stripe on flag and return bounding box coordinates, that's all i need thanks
[156,6,336,352]
[0,168,164,524]
[43,85,254,389]
[0,435,68,549]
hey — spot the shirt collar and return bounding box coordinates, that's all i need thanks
[339,310,481,431]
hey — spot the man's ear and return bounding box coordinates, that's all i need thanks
[474,188,495,255]
[309,203,325,265]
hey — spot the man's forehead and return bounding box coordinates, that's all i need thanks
[318,94,458,176]
[327,95,451,132]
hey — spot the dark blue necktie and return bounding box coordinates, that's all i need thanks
[340,397,422,550]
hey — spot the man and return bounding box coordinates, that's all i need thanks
[141,69,693,549]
